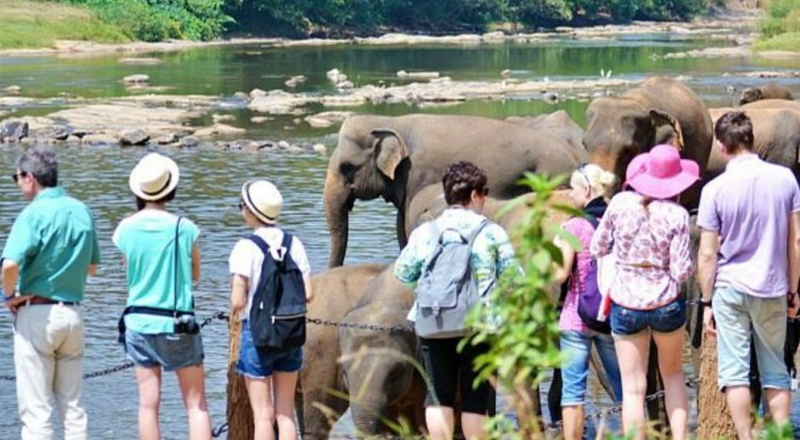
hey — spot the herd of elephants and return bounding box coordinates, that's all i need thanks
[295,76,800,437]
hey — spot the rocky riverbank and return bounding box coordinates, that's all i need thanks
[0,8,771,153]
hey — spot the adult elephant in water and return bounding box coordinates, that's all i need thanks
[505,110,586,155]
[705,106,800,182]
[582,76,713,208]
[323,113,586,267]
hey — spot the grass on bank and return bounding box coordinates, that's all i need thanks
[0,0,128,50]
[753,0,800,51]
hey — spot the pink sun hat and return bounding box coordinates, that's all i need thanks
[625,144,700,199]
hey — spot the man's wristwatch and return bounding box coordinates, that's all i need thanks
[3,291,16,302]
[788,291,798,307]
[700,298,712,308]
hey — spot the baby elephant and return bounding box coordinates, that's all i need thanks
[739,82,793,105]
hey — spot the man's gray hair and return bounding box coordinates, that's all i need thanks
[17,148,58,187]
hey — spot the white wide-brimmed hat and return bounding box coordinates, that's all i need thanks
[129,153,180,201]
[242,180,283,225]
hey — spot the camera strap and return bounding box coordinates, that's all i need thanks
[173,216,181,318]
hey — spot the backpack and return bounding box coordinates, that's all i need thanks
[247,232,307,350]
[574,216,613,334]
[414,219,490,339]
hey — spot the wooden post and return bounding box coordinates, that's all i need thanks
[227,310,254,439]
[697,334,737,439]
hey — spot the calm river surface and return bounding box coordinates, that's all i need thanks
[0,29,799,438]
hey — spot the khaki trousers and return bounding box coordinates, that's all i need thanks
[14,304,87,440]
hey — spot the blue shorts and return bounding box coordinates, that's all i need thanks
[124,328,204,372]
[713,287,790,391]
[610,296,686,337]
[560,330,623,406]
[236,320,303,379]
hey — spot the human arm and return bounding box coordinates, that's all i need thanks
[697,229,720,336]
[230,275,248,313]
[394,225,430,286]
[787,212,800,318]
[304,275,314,304]
[552,234,576,285]
[2,259,32,312]
[191,243,201,283]
[669,212,693,283]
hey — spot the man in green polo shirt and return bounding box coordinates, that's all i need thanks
[2,148,100,440]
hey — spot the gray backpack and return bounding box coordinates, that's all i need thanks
[414,219,490,339]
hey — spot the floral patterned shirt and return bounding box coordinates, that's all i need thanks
[395,207,519,323]
[590,191,693,310]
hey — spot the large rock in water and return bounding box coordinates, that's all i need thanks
[119,129,150,146]
[0,119,29,141]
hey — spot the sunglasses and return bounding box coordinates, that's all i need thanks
[11,171,27,183]
[575,163,591,189]
[237,200,245,211]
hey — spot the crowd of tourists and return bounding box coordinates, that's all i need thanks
[1,109,799,440]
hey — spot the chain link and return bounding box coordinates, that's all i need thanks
[0,311,230,382]
[546,376,700,430]
[306,317,413,334]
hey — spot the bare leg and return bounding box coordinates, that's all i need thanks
[764,388,791,428]
[652,330,688,440]
[725,385,753,440]
[135,366,163,440]
[460,412,486,440]
[176,363,212,440]
[273,371,299,440]
[246,376,275,440]
[562,405,584,440]
[425,406,455,440]
[614,332,650,440]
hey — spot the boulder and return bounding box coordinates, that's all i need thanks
[123,74,150,84]
[0,119,29,142]
[81,133,118,146]
[119,129,150,146]
[178,135,200,148]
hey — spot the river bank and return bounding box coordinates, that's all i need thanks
[0,8,784,153]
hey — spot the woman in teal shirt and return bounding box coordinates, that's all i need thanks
[113,153,211,440]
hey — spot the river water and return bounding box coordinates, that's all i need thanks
[0,26,799,438]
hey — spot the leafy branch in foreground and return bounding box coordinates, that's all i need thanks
[463,172,577,439]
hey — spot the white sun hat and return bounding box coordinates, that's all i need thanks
[241,180,283,225]
[128,153,180,201]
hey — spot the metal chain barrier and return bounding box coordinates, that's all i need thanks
[0,311,230,382]
[306,317,413,334]
[545,376,702,431]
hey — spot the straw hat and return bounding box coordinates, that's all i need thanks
[625,144,699,199]
[129,153,180,201]
[241,180,283,225]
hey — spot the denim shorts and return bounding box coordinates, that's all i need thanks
[560,330,623,406]
[124,328,204,372]
[713,286,790,391]
[610,296,686,337]
[236,320,303,379]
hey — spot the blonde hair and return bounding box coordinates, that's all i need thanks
[571,164,617,200]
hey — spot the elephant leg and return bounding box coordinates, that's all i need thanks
[547,369,563,424]
[397,210,408,249]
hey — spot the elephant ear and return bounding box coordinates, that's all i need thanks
[649,109,685,151]
[371,128,409,180]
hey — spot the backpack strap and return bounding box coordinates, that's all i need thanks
[465,219,490,246]
[246,233,271,257]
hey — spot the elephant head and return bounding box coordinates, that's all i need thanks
[583,97,685,189]
[739,87,763,106]
[324,118,409,267]
[338,265,424,434]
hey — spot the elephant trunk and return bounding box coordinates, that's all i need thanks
[351,401,385,435]
[324,164,351,268]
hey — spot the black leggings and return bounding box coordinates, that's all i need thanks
[419,337,494,415]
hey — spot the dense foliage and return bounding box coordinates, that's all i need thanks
[759,0,800,38]
[39,0,725,41]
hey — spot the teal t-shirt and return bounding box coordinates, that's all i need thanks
[113,210,200,334]
[2,187,100,302]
